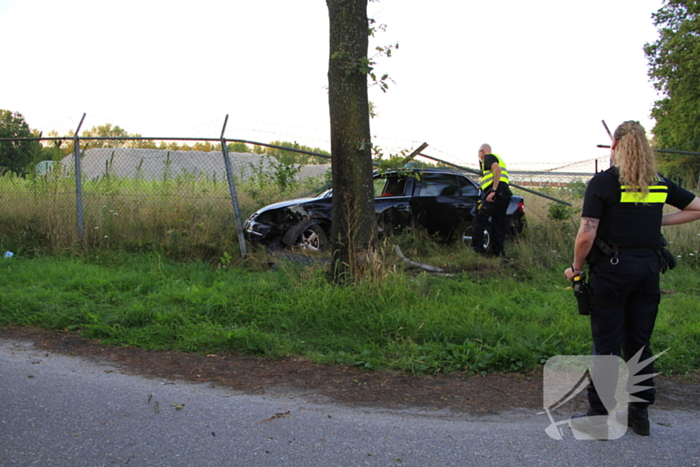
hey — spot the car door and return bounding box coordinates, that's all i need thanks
[410,172,479,237]
[373,172,414,235]
[456,175,480,217]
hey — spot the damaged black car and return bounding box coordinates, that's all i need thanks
[243,168,525,252]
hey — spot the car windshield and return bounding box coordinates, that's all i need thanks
[315,173,409,199]
[314,171,479,199]
[316,188,332,198]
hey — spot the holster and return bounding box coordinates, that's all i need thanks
[656,245,676,274]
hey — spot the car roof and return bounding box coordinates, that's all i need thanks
[373,167,472,176]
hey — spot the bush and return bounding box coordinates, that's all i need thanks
[548,203,579,221]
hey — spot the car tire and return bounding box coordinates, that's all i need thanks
[507,218,526,237]
[291,223,328,252]
[459,224,492,251]
[481,225,492,251]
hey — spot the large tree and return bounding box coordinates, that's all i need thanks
[0,110,41,176]
[326,0,376,283]
[645,0,700,187]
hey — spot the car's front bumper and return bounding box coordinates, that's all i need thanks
[243,214,272,242]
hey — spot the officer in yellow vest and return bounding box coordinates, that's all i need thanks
[564,121,700,438]
[472,144,512,256]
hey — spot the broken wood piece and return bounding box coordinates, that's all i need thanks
[394,245,445,273]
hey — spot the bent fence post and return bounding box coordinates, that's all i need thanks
[417,151,573,207]
[219,115,247,257]
[73,113,86,243]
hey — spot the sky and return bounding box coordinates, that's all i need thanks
[1,0,664,169]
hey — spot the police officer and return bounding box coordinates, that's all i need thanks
[472,144,512,256]
[564,121,700,438]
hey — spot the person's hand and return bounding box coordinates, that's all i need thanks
[486,191,496,202]
[564,267,577,281]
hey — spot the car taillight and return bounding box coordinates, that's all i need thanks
[518,201,525,214]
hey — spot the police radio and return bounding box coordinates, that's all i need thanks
[573,271,591,316]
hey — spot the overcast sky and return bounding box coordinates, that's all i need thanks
[1,0,663,169]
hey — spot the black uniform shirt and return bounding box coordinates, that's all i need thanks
[482,154,499,173]
[582,168,695,246]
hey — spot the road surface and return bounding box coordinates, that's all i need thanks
[1,338,699,467]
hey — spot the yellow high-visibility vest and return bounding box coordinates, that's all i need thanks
[480,153,510,190]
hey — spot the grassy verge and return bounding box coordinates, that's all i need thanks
[1,222,698,376]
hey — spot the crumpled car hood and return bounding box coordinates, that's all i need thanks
[253,197,320,214]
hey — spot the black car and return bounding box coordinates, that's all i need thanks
[243,168,525,251]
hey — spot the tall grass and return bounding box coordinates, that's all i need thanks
[0,173,698,376]
[0,168,328,257]
[0,221,698,376]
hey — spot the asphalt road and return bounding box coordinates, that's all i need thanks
[1,338,699,467]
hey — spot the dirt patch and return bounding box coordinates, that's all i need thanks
[2,326,698,414]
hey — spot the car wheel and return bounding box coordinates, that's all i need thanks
[481,226,492,251]
[459,224,492,251]
[291,224,328,251]
[507,218,526,238]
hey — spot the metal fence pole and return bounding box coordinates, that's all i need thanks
[417,151,573,207]
[219,115,248,257]
[73,113,86,243]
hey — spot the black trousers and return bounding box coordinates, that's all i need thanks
[586,252,661,413]
[471,192,511,255]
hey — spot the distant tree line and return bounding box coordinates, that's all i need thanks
[646,0,700,187]
[0,110,42,176]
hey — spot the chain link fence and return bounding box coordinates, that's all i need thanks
[412,151,606,224]
[1,133,612,259]
[0,135,333,259]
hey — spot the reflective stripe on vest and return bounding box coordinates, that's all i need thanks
[603,178,668,247]
[480,153,509,190]
[619,184,668,204]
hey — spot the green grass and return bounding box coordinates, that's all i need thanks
[0,167,329,257]
[1,173,698,377]
[1,226,698,376]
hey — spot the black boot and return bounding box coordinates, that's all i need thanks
[570,409,609,440]
[616,403,650,436]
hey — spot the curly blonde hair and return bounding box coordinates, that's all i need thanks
[613,121,658,198]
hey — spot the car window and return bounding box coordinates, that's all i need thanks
[458,176,479,196]
[373,178,386,197]
[416,173,460,197]
[375,174,407,197]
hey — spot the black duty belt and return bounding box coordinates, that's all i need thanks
[595,238,656,255]
[611,245,656,251]
[592,237,675,272]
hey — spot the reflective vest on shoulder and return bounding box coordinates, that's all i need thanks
[480,153,509,190]
[603,173,669,247]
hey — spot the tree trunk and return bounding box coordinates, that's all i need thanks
[326,0,376,283]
